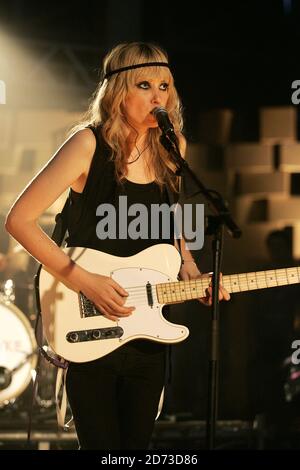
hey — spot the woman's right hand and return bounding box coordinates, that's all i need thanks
[79,271,135,322]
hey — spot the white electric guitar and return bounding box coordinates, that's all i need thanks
[38,243,300,363]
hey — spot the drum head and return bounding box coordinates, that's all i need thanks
[0,301,37,404]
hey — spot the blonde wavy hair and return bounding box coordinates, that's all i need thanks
[71,42,184,192]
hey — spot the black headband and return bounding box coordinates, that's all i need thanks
[104,62,170,80]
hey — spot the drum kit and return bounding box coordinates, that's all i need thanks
[0,262,57,416]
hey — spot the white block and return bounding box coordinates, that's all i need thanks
[279,144,300,172]
[260,106,297,143]
[225,143,273,172]
[268,197,300,222]
[236,172,289,196]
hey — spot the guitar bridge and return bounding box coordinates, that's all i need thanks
[79,292,100,317]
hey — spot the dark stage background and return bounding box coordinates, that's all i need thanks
[1,0,300,449]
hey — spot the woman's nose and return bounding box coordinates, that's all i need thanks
[151,89,161,105]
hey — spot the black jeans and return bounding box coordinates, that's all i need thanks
[66,341,166,450]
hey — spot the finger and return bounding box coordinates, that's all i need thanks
[204,288,212,305]
[109,278,129,297]
[180,271,190,281]
[198,297,211,306]
[220,286,230,301]
[111,291,131,307]
[105,304,134,318]
[103,313,119,322]
[96,302,130,319]
[207,284,230,301]
[96,305,118,322]
[213,287,226,301]
[107,299,135,315]
[205,287,223,302]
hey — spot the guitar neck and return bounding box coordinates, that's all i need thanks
[156,266,300,304]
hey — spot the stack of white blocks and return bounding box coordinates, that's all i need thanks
[186,107,300,268]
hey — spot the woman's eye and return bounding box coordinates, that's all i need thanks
[136,81,169,91]
[160,82,169,91]
[137,81,150,89]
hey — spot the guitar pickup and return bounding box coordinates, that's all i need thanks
[146,281,153,307]
[66,327,124,343]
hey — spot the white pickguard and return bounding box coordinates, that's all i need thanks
[38,244,189,363]
[111,266,186,341]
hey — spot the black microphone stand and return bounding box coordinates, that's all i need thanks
[159,134,242,450]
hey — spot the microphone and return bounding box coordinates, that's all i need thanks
[151,107,178,144]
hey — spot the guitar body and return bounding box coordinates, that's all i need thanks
[38,244,189,363]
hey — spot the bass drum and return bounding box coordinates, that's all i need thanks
[0,300,37,404]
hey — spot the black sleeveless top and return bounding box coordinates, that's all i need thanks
[65,127,176,356]
[65,127,176,355]
[66,127,175,253]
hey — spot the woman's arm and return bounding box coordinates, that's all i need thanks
[5,128,134,321]
[6,128,95,289]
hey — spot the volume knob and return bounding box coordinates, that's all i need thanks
[92,330,101,340]
[68,332,79,343]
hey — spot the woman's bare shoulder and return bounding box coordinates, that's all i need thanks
[66,127,97,159]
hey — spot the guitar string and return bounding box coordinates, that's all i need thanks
[124,279,209,292]
[123,270,299,292]
[124,279,288,295]
[119,270,298,295]
[123,288,207,302]
[108,269,298,300]
[125,284,207,295]
[124,281,210,294]
[91,273,300,310]
[113,284,208,303]
[124,285,207,297]
[125,284,209,295]
[122,278,296,301]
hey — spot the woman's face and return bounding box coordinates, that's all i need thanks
[123,69,171,133]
